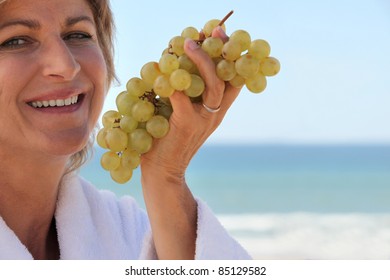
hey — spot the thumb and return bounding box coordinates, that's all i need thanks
[211,26,229,43]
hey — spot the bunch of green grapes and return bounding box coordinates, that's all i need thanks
[97,11,280,184]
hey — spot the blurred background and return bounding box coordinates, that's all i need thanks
[80,0,390,259]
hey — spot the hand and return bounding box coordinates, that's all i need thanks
[141,27,242,181]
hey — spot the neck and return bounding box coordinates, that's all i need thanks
[0,149,69,259]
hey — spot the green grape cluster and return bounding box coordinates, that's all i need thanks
[97,11,280,184]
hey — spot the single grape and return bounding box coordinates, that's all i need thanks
[203,19,226,37]
[181,26,200,40]
[235,54,260,79]
[102,110,121,128]
[169,69,192,91]
[201,37,224,58]
[216,59,236,81]
[245,72,267,93]
[169,36,185,56]
[230,29,251,52]
[154,74,175,98]
[140,61,161,88]
[222,40,242,61]
[115,90,127,106]
[100,151,121,171]
[96,127,109,149]
[121,149,140,169]
[184,74,205,97]
[126,77,147,97]
[131,100,155,122]
[128,128,153,154]
[105,128,128,152]
[110,164,133,184]
[178,54,198,74]
[159,53,180,74]
[248,39,271,60]
[146,115,170,138]
[259,57,281,76]
[119,115,138,133]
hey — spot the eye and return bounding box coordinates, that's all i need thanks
[63,32,93,42]
[0,37,32,50]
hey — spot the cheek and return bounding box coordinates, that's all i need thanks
[0,58,36,134]
[80,47,108,123]
[0,56,35,98]
[83,46,108,88]
[0,58,34,145]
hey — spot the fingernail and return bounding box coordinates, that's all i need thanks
[216,26,224,32]
[185,38,199,51]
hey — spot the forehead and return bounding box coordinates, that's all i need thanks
[0,0,94,26]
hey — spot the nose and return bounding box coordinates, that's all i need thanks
[40,37,81,81]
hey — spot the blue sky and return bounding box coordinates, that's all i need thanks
[103,0,390,145]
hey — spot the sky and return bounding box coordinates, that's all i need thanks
[103,0,390,145]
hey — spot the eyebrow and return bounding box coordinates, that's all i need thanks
[0,19,40,31]
[65,15,95,27]
[0,15,95,31]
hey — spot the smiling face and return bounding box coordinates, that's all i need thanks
[0,0,107,160]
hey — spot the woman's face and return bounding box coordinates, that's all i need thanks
[0,0,107,159]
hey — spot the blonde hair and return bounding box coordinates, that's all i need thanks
[0,0,117,173]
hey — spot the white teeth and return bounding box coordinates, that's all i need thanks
[30,95,80,108]
[64,97,72,106]
[56,99,65,107]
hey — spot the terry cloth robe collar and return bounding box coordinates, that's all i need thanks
[0,216,33,259]
[0,173,251,260]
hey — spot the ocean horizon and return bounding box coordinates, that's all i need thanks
[79,144,390,259]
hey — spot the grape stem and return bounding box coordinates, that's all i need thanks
[219,10,234,26]
[141,90,160,114]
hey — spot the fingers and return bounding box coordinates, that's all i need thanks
[183,39,225,113]
[169,90,194,117]
[183,27,242,119]
[211,26,229,43]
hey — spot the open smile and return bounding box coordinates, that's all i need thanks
[28,94,85,109]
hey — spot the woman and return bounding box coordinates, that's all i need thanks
[0,0,251,260]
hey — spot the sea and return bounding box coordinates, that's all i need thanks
[79,144,390,259]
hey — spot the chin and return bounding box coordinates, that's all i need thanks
[44,130,93,158]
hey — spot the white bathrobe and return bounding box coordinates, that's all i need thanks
[0,174,251,260]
